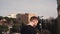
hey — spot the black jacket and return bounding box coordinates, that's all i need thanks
[21,25,37,34]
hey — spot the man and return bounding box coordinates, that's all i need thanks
[21,16,38,34]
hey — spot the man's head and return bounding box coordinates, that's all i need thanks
[30,16,38,27]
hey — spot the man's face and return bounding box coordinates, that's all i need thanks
[32,19,38,26]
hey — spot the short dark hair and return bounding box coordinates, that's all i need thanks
[30,16,38,21]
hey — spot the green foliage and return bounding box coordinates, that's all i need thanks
[13,25,20,30]
[0,25,8,32]
[12,24,20,32]
[0,25,2,31]
[0,16,3,20]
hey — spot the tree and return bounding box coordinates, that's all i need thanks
[0,25,2,34]
[45,17,56,34]
[1,25,8,32]
[0,25,8,34]
[12,24,20,33]
[0,16,3,20]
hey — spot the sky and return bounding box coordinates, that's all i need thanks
[0,0,58,19]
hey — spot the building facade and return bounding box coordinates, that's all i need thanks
[16,13,37,25]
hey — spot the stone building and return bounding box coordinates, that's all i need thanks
[7,13,37,25]
[16,13,37,25]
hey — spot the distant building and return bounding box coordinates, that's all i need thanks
[7,14,16,18]
[16,13,37,25]
[6,13,37,25]
[16,13,28,25]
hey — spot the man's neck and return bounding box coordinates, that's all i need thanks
[27,22,34,27]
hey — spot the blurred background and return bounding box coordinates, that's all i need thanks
[0,0,60,34]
